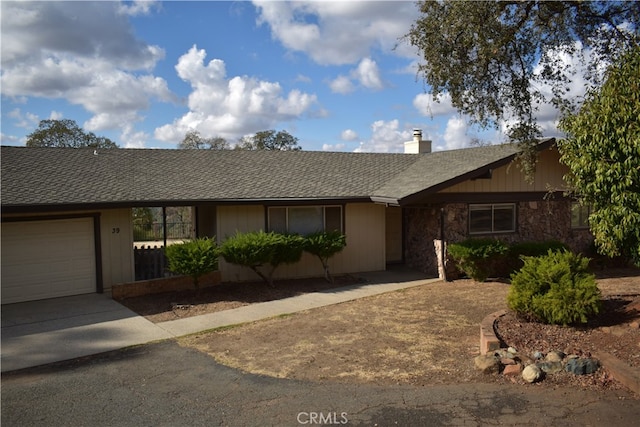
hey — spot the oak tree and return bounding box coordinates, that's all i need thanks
[26,119,118,148]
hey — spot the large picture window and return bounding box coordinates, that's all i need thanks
[469,203,516,234]
[268,206,343,235]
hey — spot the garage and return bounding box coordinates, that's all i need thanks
[1,217,98,304]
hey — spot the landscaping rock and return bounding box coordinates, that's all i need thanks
[501,358,517,366]
[537,361,563,375]
[474,354,500,374]
[532,351,544,360]
[503,364,522,376]
[544,351,565,363]
[507,346,518,354]
[522,364,543,383]
[565,358,600,375]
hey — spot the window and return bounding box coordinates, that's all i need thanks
[469,204,516,234]
[571,202,591,228]
[268,206,342,235]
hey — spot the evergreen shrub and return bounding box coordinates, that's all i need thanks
[507,250,601,325]
[447,238,509,282]
[164,238,219,290]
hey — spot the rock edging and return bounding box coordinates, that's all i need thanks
[479,310,640,394]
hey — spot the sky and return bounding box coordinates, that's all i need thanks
[1,0,575,152]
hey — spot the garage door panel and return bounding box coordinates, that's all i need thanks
[1,218,97,304]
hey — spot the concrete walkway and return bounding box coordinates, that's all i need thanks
[1,269,439,372]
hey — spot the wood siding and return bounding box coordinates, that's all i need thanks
[1,208,135,293]
[215,203,387,282]
[440,147,569,193]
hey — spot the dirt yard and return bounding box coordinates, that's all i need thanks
[119,270,640,389]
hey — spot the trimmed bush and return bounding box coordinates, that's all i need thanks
[219,231,305,286]
[507,250,601,325]
[164,238,219,291]
[447,238,509,282]
[505,240,569,273]
[303,231,347,283]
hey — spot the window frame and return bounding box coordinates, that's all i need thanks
[571,202,591,229]
[468,203,516,235]
[267,205,344,235]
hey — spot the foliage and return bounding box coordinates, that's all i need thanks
[26,119,119,148]
[447,238,509,282]
[236,130,301,151]
[559,46,640,265]
[506,240,568,272]
[178,130,229,150]
[219,231,305,286]
[405,1,639,177]
[303,231,347,283]
[507,250,601,325]
[164,238,219,291]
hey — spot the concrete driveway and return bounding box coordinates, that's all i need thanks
[1,293,172,372]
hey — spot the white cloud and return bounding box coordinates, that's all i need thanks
[443,117,471,150]
[0,1,172,144]
[253,0,419,66]
[353,119,411,153]
[341,129,358,141]
[413,92,457,117]
[329,75,354,94]
[8,109,40,129]
[329,58,384,94]
[118,0,160,17]
[155,45,318,144]
[322,143,345,152]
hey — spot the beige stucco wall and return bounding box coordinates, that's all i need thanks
[1,208,135,292]
[440,147,569,193]
[212,203,387,282]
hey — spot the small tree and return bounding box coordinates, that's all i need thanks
[178,130,229,150]
[304,231,347,283]
[236,130,301,151]
[164,238,219,291]
[27,119,118,148]
[219,231,305,286]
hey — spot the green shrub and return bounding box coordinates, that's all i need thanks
[505,240,568,273]
[447,238,509,282]
[219,231,305,286]
[303,231,347,283]
[507,250,601,325]
[164,238,219,291]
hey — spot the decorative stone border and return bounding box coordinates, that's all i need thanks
[480,309,506,355]
[111,270,221,300]
[480,309,640,395]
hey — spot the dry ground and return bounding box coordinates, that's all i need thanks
[147,268,639,395]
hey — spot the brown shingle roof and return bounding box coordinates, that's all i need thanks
[1,139,554,212]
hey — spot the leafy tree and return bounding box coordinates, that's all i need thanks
[303,231,347,283]
[559,46,640,265]
[236,130,301,151]
[219,231,305,286]
[26,119,118,148]
[178,130,229,150]
[406,1,639,176]
[164,238,219,291]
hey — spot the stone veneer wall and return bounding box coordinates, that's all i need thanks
[404,199,593,277]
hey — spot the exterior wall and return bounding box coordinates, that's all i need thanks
[1,208,135,292]
[441,147,569,193]
[215,203,387,282]
[404,200,593,276]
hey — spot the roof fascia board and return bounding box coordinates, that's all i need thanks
[397,138,556,206]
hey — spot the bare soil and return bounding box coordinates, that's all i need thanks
[122,268,640,395]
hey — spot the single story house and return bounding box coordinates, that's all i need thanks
[1,133,593,304]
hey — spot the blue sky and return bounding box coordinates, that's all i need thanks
[1,1,569,152]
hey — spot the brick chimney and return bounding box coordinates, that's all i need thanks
[404,129,432,154]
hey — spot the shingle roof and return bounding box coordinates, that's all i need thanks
[1,139,554,212]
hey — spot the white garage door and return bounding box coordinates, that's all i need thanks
[1,217,97,304]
